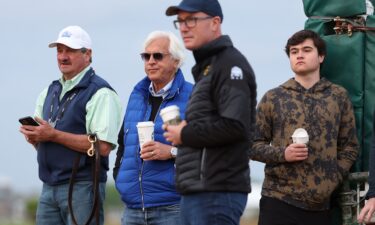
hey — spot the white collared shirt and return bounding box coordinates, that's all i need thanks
[148,78,175,99]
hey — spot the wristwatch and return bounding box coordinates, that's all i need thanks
[170,147,178,158]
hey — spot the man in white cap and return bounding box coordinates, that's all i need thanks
[20,25,122,225]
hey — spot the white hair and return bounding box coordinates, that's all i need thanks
[143,31,185,68]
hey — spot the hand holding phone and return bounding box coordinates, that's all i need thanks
[19,116,40,126]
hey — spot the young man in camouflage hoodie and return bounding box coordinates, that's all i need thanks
[250,30,358,225]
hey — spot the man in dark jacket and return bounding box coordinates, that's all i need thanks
[164,0,257,224]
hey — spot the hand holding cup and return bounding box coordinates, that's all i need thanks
[160,105,181,125]
[285,128,309,162]
[136,121,154,150]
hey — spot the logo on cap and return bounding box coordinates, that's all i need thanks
[61,31,72,38]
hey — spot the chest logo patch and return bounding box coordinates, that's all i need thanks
[230,66,243,80]
[203,65,211,76]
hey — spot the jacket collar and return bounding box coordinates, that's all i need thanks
[192,35,233,63]
[281,77,332,93]
[52,67,95,92]
[134,68,186,99]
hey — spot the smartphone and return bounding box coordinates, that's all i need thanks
[19,116,39,126]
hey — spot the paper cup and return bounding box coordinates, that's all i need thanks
[292,128,309,144]
[136,121,154,149]
[160,105,181,125]
[370,209,375,223]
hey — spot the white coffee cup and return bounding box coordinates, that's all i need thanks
[292,128,309,144]
[160,105,181,125]
[136,121,154,149]
[369,207,375,222]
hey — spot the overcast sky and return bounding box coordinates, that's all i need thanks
[0,0,306,193]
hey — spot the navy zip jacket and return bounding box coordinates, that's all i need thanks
[115,69,193,209]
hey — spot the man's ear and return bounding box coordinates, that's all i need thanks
[211,16,221,32]
[85,49,92,62]
[319,55,325,64]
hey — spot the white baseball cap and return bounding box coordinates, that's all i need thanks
[48,25,92,49]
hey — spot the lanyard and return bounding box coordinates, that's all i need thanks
[47,70,94,127]
[48,90,78,127]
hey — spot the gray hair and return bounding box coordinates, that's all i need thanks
[143,31,185,68]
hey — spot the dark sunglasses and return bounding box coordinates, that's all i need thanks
[140,52,169,62]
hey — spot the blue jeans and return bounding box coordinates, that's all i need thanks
[121,204,180,225]
[36,181,106,225]
[180,192,247,225]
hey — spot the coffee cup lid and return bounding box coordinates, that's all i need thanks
[292,128,308,138]
[136,121,154,128]
[160,105,180,115]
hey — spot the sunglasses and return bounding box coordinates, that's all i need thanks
[140,52,170,62]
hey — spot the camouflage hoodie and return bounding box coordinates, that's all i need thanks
[251,77,358,210]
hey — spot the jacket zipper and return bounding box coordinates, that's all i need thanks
[200,147,207,179]
[139,98,165,211]
[139,164,145,211]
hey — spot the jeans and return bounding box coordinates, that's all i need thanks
[36,181,106,225]
[121,204,180,225]
[180,192,247,225]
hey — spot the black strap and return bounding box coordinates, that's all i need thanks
[68,134,101,225]
[113,123,124,180]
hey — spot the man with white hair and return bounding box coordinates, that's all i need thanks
[20,25,122,225]
[114,30,193,225]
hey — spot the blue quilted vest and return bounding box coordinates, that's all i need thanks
[115,69,193,208]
